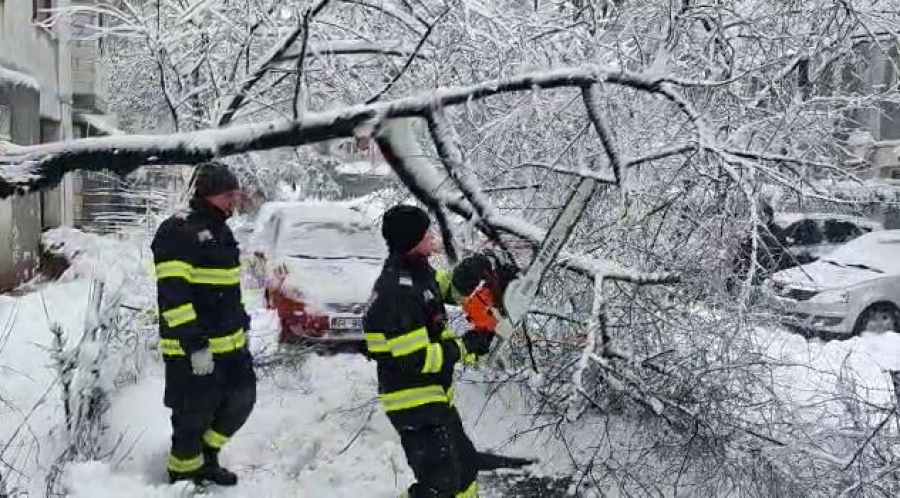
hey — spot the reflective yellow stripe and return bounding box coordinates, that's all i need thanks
[454,337,466,361]
[208,330,246,354]
[387,327,430,357]
[158,329,246,357]
[192,267,241,286]
[447,385,455,407]
[422,344,444,374]
[365,332,390,353]
[440,328,457,340]
[379,385,448,412]
[436,270,460,304]
[155,261,194,280]
[154,260,240,286]
[203,429,230,449]
[167,453,204,473]
[457,480,478,497]
[464,353,478,366]
[161,303,197,327]
[159,338,186,356]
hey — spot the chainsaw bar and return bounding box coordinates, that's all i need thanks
[502,177,597,326]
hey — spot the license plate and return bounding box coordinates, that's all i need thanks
[330,316,362,330]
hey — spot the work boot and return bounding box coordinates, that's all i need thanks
[200,448,238,486]
[168,469,202,485]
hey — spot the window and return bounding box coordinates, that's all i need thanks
[824,220,863,244]
[0,104,11,140]
[33,0,52,23]
[786,219,823,245]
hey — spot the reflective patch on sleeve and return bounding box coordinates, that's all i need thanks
[421,343,444,374]
[161,303,197,327]
[386,327,429,357]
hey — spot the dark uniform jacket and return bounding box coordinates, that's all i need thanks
[363,253,472,427]
[152,198,250,359]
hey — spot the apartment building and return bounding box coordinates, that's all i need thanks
[0,0,116,289]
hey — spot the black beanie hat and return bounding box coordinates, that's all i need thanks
[382,205,431,254]
[192,161,239,198]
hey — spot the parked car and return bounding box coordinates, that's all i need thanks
[765,230,900,335]
[246,201,385,349]
[773,213,882,266]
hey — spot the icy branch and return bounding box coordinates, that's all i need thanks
[216,17,309,126]
[581,85,623,184]
[425,109,508,253]
[0,65,669,197]
[276,40,432,61]
[375,118,460,262]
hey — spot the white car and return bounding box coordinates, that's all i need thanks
[774,212,882,266]
[246,201,386,348]
[766,230,900,335]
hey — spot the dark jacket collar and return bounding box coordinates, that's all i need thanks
[190,197,227,227]
[386,252,433,276]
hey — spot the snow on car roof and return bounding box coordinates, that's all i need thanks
[774,212,883,230]
[247,200,387,259]
[255,200,370,224]
[335,160,393,177]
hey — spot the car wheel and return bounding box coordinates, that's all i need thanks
[853,303,900,334]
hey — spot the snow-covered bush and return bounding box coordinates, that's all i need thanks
[38,229,158,495]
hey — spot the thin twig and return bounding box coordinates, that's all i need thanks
[365,7,449,105]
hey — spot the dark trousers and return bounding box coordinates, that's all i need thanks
[393,408,479,497]
[164,352,257,477]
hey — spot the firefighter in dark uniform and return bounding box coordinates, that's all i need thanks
[364,205,510,498]
[152,162,257,486]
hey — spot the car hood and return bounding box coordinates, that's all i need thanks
[771,261,885,290]
[276,256,381,308]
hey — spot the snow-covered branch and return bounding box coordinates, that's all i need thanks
[0,65,674,197]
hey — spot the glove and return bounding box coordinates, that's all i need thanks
[462,330,494,356]
[190,348,215,376]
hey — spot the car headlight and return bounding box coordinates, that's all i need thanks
[809,289,850,304]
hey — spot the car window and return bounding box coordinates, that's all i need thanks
[786,219,823,245]
[823,219,862,243]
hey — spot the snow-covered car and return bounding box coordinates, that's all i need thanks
[774,213,882,266]
[246,201,386,347]
[766,230,900,335]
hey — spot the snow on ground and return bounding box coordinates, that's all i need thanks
[0,280,94,497]
[65,350,410,497]
[6,228,900,496]
[61,303,577,497]
[762,326,900,408]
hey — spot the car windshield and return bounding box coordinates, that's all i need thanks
[820,232,900,274]
[276,220,385,260]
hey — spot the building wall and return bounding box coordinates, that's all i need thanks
[0,0,78,290]
[0,79,41,289]
[0,0,72,122]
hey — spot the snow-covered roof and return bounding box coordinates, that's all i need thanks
[0,65,40,91]
[774,212,883,230]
